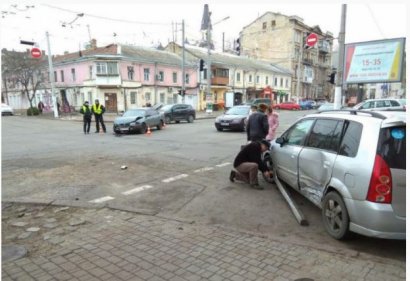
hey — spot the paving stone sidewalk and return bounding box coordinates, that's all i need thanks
[2,204,405,281]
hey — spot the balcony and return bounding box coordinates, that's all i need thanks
[211,76,229,85]
[211,68,229,86]
[318,40,331,53]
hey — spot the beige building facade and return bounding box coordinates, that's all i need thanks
[240,12,334,101]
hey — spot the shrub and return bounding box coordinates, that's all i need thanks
[27,107,40,116]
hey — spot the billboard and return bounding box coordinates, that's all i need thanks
[343,38,405,84]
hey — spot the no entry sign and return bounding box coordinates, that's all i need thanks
[31,47,42,58]
[306,33,318,47]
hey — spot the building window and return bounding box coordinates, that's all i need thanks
[127,66,134,80]
[285,79,289,88]
[54,71,57,82]
[60,70,64,82]
[87,91,92,103]
[271,20,276,28]
[130,91,137,104]
[158,71,164,82]
[145,92,151,102]
[265,76,269,85]
[71,68,76,82]
[249,75,252,83]
[173,72,177,83]
[280,78,283,87]
[144,68,150,81]
[262,22,267,29]
[185,73,189,84]
[236,72,241,82]
[96,62,118,75]
[160,93,165,103]
[256,75,260,84]
[89,65,93,79]
[274,77,278,86]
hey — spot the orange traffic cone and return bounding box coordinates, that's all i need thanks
[146,126,151,136]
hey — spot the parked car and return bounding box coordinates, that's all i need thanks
[274,101,301,110]
[299,100,315,110]
[317,103,342,112]
[113,108,164,134]
[159,104,196,124]
[353,98,404,111]
[215,105,251,132]
[269,110,406,240]
[1,103,14,116]
[245,98,273,108]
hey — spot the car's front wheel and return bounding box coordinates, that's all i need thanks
[139,123,147,134]
[322,191,350,240]
[262,154,275,184]
[157,120,164,130]
[165,116,171,124]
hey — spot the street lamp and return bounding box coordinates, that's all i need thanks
[206,15,230,113]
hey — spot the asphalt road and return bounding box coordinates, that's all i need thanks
[1,111,405,261]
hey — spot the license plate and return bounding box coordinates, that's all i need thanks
[120,127,129,131]
[221,122,229,126]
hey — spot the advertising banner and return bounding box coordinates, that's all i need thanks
[344,38,405,84]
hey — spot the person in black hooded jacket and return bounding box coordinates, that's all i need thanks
[246,103,269,142]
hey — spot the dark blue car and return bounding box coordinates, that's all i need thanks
[299,100,315,110]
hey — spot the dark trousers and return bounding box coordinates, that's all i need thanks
[83,117,91,133]
[95,114,106,132]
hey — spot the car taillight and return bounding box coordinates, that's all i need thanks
[366,154,392,204]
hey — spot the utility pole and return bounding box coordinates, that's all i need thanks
[335,4,347,109]
[181,19,186,103]
[295,32,304,103]
[222,32,225,52]
[46,31,59,118]
[206,17,212,113]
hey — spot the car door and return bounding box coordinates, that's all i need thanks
[173,105,183,120]
[298,119,344,207]
[273,118,315,189]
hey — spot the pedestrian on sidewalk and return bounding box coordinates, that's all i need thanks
[229,139,273,190]
[80,101,92,134]
[246,103,269,142]
[265,106,279,141]
[37,101,44,114]
[92,99,106,133]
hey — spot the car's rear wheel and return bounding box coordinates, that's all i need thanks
[165,116,171,124]
[322,191,350,240]
[157,120,164,130]
[187,115,194,123]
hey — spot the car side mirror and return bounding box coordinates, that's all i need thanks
[275,137,286,147]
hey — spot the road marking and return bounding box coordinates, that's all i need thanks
[122,185,153,195]
[193,167,214,173]
[162,174,188,183]
[88,196,115,203]
[215,162,231,167]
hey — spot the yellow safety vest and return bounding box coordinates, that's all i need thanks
[93,104,102,114]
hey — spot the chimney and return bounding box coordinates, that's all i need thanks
[91,39,97,49]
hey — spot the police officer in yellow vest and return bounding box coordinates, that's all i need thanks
[92,99,106,133]
[80,101,92,134]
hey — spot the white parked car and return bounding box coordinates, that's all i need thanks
[353,98,404,111]
[1,103,14,116]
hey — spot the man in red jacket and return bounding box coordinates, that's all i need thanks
[230,139,273,190]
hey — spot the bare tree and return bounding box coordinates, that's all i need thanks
[1,49,46,112]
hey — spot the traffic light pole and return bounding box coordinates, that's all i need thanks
[206,20,212,113]
[334,4,346,109]
[295,33,304,104]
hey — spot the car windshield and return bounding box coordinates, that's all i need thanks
[123,110,146,117]
[160,105,174,111]
[226,106,249,115]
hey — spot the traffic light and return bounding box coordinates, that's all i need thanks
[328,72,336,84]
[178,90,186,96]
[199,59,205,71]
[235,38,240,55]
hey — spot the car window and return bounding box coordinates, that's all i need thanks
[377,126,405,170]
[339,121,363,157]
[285,119,315,146]
[375,100,388,107]
[306,119,343,153]
[360,101,373,109]
[390,100,400,106]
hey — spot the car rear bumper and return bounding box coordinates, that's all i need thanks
[345,198,406,239]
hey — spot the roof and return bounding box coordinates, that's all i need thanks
[53,44,118,64]
[183,45,292,75]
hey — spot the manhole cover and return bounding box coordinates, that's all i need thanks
[2,245,27,262]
